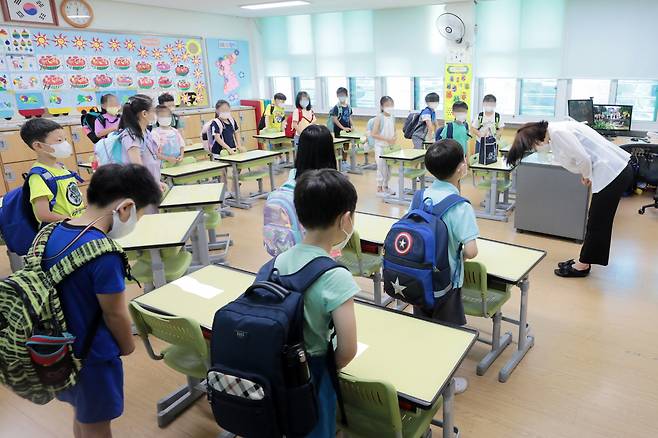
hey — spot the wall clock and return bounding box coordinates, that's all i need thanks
[60,0,93,29]
[1,0,59,26]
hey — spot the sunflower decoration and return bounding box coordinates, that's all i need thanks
[181,52,190,62]
[53,33,68,49]
[137,46,149,58]
[195,81,205,91]
[152,48,162,60]
[175,40,185,52]
[124,39,136,52]
[180,93,190,105]
[170,54,181,64]
[164,44,175,55]
[90,37,103,52]
[191,56,201,67]
[108,38,121,51]
[72,36,87,51]
[33,32,49,48]
[193,68,203,80]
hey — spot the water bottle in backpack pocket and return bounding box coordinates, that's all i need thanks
[263,182,304,257]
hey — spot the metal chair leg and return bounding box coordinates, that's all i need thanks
[156,376,206,428]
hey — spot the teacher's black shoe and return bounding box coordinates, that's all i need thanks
[558,259,576,269]
[554,264,591,278]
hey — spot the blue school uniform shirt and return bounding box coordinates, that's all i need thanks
[409,180,479,287]
[42,223,126,362]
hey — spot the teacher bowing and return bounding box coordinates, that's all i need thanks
[507,120,633,278]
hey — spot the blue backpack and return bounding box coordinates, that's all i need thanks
[435,121,470,141]
[208,257,347,437]
[383,191,468,311]
[94,130,125,166]
[0,167,83,256]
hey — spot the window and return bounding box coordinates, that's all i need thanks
[326,77,348,107]
[384,77,412,111]
[349,77,376,108]
[271,77,293,103]
[571,79,611,104]
[480,78,517,115]
[295,78,317,106]
[616,80,658,122]
[414,78,444,111]
[520,79,557,116]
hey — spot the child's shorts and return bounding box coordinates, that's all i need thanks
[57,357,124,424]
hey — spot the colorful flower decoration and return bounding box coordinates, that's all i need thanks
[170,54,181,64]
[193,68,203,80]
[195,81,205,91]
[72,36,87,50]
[196,93,205,104]
[53,33,68,49]
[175,40,185,51]
[180,93,190,105]
[90,37,103,52]
[191,56,201,67]
[181,52,190,62]
[124,39,136,51]
[138,46,149,58]
[152,48,162,59]
[33,32,49,48]
[108,38,121,51]
[164,44,175,55]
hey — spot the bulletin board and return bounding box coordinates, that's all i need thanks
[443,63,472,120]
[0,26,210,119]
[205,39,252,107]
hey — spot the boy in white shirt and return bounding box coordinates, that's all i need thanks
[476,94,505,139]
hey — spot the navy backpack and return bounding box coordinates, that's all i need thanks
[208,257,347,438]
[0,167,83,256]
[383,191,468,312]
[435,121,471,141]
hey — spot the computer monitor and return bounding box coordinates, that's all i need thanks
[568,99,594,125]
[593,104,633,133]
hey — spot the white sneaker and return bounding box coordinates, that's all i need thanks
[453,377,468,394]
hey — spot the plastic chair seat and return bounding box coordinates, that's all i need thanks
[131,250,192,284]
[203,209,221,230]
[163,344,208,379]
[476,178,513,193]
[391,167,426,179]
[238,169,268,182]
[128,246,182,261]
[338,250,382,277]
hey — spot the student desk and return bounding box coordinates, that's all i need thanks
[379,148,427,206]
[333,137,352,172]
[160,160,229,186]
[338,130,368,174]
[353,211,546,382]
[183,143,209,160]
[133,264,477,438]
[116,211,209,289]
[254,131,294,167]
[214,150,282,209]
[469,159,515,222]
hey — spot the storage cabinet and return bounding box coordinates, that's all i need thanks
[0,129,37,164]
[70,124,95,154]
[232,108,258,151]
[3,160,34,191]
[178,114,202,141]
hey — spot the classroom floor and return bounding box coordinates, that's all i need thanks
[1,166,657,438]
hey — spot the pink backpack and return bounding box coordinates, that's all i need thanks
[201,117,237,152]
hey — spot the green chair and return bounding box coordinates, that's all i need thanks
[469,154,512,191]
[462,261,513,376]
[129,249,193,292]
[336,230,384,306]
[338,374,442,438]
[129,302,209,428]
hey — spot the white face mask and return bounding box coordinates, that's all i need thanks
[455,112,467,122]
[428,102,439,110]
[108,202,137,240]
[219,112,231,119]
[484,105,495,113]
[276,101,285,108]
[383,106,394,115]
[47,140,73,159]
[300,99,310,108]
[331,216,354,253]
[158,117,172,127]
[338,96,348,104]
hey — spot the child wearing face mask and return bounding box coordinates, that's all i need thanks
[264,92,287,133]
[291,91,316,148]
[371,96,397,197]
[152,104,185,166]
[412,92,441,149]
[273,168,359,438]
[330,87,353,170]
[157,93,183,130]
[41,163,162,438]
[438,101,476,154]
[95,94,121,140]
[21,118,85,225]
[476,94,504,139]
[210,100,244,156]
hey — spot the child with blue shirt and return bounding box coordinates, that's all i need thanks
[412,92,441,149]
[414,139,480,393]
[274,168,359,437]
[438,101,480,154]
[43,164,162,438]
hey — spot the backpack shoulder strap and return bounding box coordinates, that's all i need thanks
[277,256,346,293]
[48,237,128,285]
[431,194,469,218]
[27,166,61,210]
[447,122,454,138]
[410,189,425,210]
[478,112,484,126]
[23,222,59,268]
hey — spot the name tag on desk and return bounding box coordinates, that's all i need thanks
[172,277,224,299]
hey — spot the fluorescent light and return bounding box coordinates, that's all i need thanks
[241,1,310,10]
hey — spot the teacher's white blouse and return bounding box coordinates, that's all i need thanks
[548,121,631,193]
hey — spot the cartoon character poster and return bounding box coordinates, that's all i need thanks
[443,63,472,120]
[205,39,252,106]
[0,25,209,119]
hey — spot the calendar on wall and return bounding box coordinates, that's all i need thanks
[0,26,209,119]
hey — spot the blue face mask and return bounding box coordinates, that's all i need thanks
[300,99,310,108]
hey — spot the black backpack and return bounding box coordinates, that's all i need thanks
[80,108,106,143]
[208,257,348,438]
[402,112,422,139]
[258,104,276,131]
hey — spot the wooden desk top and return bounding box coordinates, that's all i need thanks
[160,183,224,209]
[160,160,229,178]
[380,148,426,161]
[115,211,199,251]
[469,159,514,172]
[133,264,476,408]
[214,149,281,163]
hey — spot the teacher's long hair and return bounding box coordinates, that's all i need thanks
[507,120,549,166]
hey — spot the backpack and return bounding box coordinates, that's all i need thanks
[383,191,468,311]
[208,257,348,438]
[402,112,422,139]
[0,222,130,405]
[477,135,498,165]
[326,105,345,133]
[285,108,304,139]
[202,117,237,153]
[93,130,125,167]
[366,115,385,150]
[436,122,471,141]
[0,167,83,256]
[80,108,106,144]
[263,180,304,257]
[258,104,276,131]
[477,112,501,131]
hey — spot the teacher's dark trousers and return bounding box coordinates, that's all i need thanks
[580,163,633,266]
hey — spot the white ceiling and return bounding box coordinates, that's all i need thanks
[115,0,466,18]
